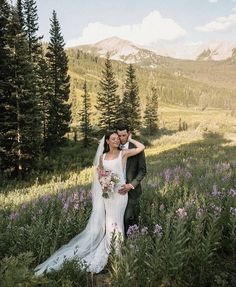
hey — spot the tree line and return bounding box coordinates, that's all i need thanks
[79,55,159,146]
[0,0,71,177]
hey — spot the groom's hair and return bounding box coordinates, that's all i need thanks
[116,123,130,132]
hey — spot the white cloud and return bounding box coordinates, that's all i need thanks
[209,0,218,3]
[66,10,186,47]
[195,14,236,32]
[233,5,236,12]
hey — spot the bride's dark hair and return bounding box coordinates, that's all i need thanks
[103,131,121,153]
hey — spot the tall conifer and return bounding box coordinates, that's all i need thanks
[0,0,17,174]
[45,10,71,149]
[121,64,141,133]
[80,80,92,146]
[144,87,159,135]
[96,54,120,131]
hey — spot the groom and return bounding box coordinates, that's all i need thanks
[116,123,147,234]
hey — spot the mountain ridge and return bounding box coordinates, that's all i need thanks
[72,36,236,63]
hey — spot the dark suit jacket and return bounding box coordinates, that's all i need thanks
[126,142,147,200]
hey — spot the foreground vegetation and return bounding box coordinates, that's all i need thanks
[1,107,236,286]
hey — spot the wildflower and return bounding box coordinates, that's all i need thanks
[176,208,188,219]
[211,204,221,216]
[229,189,236,197]
[9,212,20,221]
[127,224,139,237]
[185,171,192,179]
[212,184,221,197]
[73,203,80,210]
[63,202,69,211]
[141,226,148,235]
[159,203,165,211]
[230,207,236,216]
[153,224,163,236]
[164,169,171,183]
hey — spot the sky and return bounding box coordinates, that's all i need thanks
[35,0,236,47]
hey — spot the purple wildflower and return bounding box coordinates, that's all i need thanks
[9,212,20,221]
[127,224,139,237]
[185,171,192,179]
[211,184,220,197]
[229,189,236,197]
[164,169,171,183]
[153,224,163,236]
[176,208,188,219]
[230,207,236,216]
[211,204,222,216]
[63,202,69,211]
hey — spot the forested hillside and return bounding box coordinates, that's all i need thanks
[67,48,236,125]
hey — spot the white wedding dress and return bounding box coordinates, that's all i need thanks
[35,150,127,275]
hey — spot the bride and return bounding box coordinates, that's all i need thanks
[35,131,145,275]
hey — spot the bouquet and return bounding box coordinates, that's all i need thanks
[97,167,120,198]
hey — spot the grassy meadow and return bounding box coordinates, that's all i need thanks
[0,105,236,286]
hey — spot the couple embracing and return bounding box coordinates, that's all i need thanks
[35,124,147,275]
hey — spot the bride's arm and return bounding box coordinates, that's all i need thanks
[123,136,145,158]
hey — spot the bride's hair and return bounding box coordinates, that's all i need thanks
[103,131,121,153]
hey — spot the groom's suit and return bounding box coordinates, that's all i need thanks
[124,142,147,233]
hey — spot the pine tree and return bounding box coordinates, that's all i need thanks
[96,54,120,131]
[0,0,17,174]
[16,0,24,28]
[79,80,92,146]
[121,64,141,133]
[144,87,159,135]
[23,0,42,62]
[45,10,71,149]
[22,0,43,158]
[4,4,42,175]
[38,52,50,145]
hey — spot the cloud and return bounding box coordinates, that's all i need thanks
[233,5,236,11]
[66,10,186,47]
[195,13,236,32]
[209,0,218,3]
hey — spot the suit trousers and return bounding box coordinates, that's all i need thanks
[124,196,140,234]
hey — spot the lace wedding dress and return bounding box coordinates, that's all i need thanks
[35,149,127,275]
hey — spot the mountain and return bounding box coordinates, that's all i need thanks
[196,41,236,61]
[76,37,164,67]
[74,37,236,64]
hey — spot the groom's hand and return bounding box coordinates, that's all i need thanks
[118,184,134,195]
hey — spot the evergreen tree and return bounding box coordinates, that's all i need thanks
[16,0,24,28]
[23,0,42,62]
[3,4,42,175]
[0,0,17,174]
[144,87,159,135]
[121,64,141,133]
[79,80,92,146]
[96,54,120,131]
[45,10,71,149]
[23,0,44,145]
[38,52,51,145]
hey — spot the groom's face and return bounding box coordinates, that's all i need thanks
[117,129,129,145]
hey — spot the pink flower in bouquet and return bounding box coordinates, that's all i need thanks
[97,167,120,198]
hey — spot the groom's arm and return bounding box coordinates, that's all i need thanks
[130,151,147,188]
